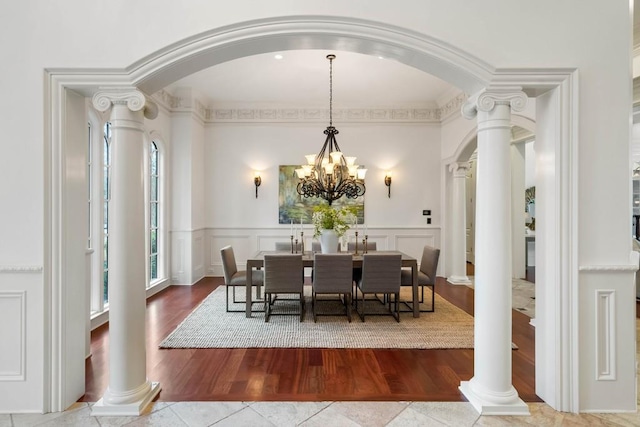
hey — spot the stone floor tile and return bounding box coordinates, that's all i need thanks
[12,402,90,427]
[249,401,330,426]
[210,407,276,427]
[298,406,360,427]
[120,406,188,427]
[406,402,479,427]
[328,401,410,427]
[37,404,100,427]
[385,406,448,426]
[170,401,247,427]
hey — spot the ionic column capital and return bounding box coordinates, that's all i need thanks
[92,88,158,119]
[449,162,470,178]
[461,87,527,120]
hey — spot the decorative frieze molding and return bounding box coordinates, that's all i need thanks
[151,89,472,123]
[0,265,43,273]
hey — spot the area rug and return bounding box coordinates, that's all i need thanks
[159,286,474,349]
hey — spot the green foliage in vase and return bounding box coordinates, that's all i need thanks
[312,204,357,238]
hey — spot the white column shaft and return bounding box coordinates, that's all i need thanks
[91,90,160,416]
[448,163,471,284]
[107,103,148,397]
[474,103,513,393]
[459,88,529,415]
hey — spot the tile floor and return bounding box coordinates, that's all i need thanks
[4,279,637,426]
[4,400,640,426]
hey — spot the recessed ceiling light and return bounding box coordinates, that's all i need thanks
[274,54,283,60]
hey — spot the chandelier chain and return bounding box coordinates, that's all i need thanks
[329,55,333,126]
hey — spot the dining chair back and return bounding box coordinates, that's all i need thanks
[275,241,302,252]
[221,245,264,312]
[347,241,377,252]
[355,253,402,322]
[263,254,304,322]
[400,245,440,312]
[312,253,353,322]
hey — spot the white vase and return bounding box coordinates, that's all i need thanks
[320,229,339,253]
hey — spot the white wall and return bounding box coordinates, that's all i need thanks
[204,121,442,275]
[205,123,440,227]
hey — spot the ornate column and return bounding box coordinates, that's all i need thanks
[458,88,529,415]
[447,162,471,285]
[91,89,160,416]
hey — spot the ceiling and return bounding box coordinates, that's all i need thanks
[165,49,458,110]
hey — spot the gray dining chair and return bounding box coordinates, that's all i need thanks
[275,241,302,252]
[400,245,440,312]
[220,245,264,313]
[263,254,304,322]
[312,253,353,322]
[348,241,377,284]
[355,253,402,322]
[347,241,377,253]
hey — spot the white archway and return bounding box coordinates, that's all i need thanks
[45,15,579,413]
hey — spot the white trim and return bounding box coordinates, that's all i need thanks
[0,291,26,381]
[595,289,616,381]
[0,266,43,273]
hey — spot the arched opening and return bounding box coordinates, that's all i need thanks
[46,15,578,413]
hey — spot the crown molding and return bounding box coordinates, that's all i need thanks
[154,90,472,124]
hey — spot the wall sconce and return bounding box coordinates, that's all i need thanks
[384,171,392,198]
[253,171,262,198]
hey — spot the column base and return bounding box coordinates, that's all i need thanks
[447,275,472,285]
[459,380,529,416]
[92,382,161,417]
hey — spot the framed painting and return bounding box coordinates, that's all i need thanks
[278,165,365,224]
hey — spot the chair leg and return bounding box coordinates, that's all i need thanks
[358,292,366,322]
[395,292,400,322]
[346,293,352,322]
[312,290,316,323]
[264,293,270,322]
[226,285,230,312]
[300,292,305,322]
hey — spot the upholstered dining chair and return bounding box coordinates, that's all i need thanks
[355,253,402,322]
[347,241,377,253]
[400,245,440,312]
[348,241,377,284]
[275,241,302,252]
[263,254,304,322]
[312,253,353,322]
[220,245,264,313]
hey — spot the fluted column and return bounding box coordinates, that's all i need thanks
[91,89,161,416]
[447,162,471,285]
[458,88,529,415]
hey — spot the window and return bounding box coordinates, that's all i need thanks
[87,122,92,250]
[102,122,111,304]
[149,141,160,286]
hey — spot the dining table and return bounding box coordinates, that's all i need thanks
[245,250,420,318]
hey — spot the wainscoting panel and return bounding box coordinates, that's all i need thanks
[595,289,616,381]
[0,291,26,381]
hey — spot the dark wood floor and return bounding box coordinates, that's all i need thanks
[81,276,540,403]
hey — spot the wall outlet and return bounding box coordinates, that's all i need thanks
[422,209,431,216]
[427,218,432,224]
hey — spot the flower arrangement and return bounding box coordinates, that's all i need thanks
[311,204,356,238]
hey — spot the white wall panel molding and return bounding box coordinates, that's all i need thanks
[0,291,26,381]
[206,108,441,123]
[579,264,639,272]
[0,266,43,273]
[594,290,616,381]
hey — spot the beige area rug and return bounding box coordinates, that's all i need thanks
[159,286,474,349]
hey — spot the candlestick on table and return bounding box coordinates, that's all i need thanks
[354,231,359,255]
[294,238,299,254]
[290,235,294,253]
[300,231,305,254]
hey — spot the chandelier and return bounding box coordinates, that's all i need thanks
[295,54,366,205]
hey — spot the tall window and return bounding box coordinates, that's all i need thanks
[103,122,112,304]
[149,141,160,285]
[87,122,93,250]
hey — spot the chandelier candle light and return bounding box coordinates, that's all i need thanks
[295,54,366,205]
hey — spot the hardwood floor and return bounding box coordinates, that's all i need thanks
[80,277,540,403]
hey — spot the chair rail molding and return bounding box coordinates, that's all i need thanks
[0,265,44,273]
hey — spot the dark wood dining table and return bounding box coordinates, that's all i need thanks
[245,250,420,318]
